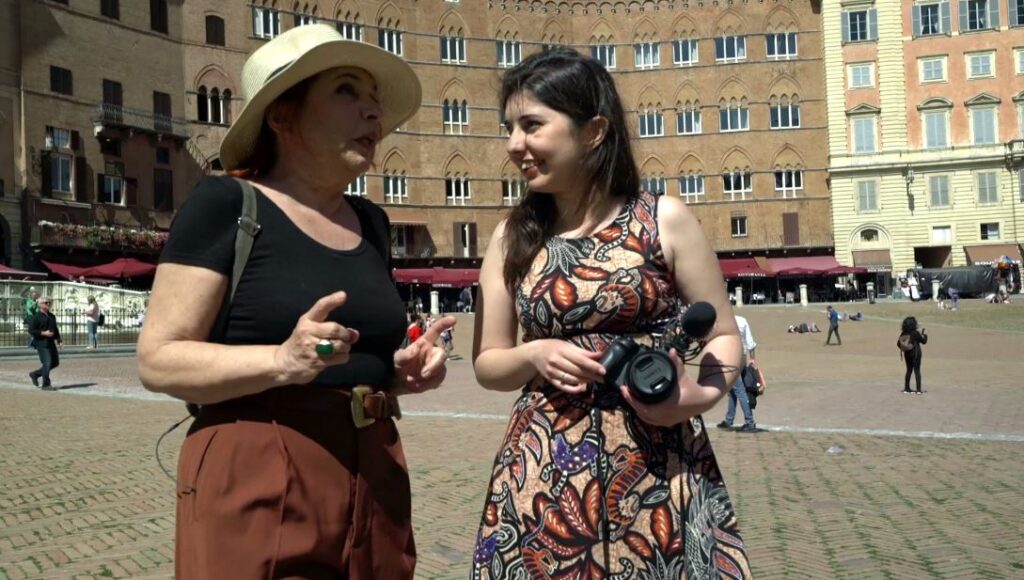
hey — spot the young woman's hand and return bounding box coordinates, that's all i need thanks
[618,348,719,427]
[273,291,360,385]
[393,316,457,395]
[527,339,606,394]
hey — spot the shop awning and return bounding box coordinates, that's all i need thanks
[768,256,842,276]
[823,265,869,275]
[718,258,773,279]
[41,260,92,280]
[852,249,893,272]
[432,268,480,288]
[392,267,480,287]
[392,268,436,284]
[386,208,429,226]
[41,258,156,280]
[0,264,48,280]
[87,258,156,278]
[963,243,1024,265]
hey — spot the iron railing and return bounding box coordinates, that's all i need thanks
[93,103,189,139]
[0,281,147,348]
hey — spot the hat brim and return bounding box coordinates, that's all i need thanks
[220,40,422,171]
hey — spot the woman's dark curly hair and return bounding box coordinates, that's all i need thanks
[901,316,918,334]
[499,47,640,294]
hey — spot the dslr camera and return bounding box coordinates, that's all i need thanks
[598,302,717,404]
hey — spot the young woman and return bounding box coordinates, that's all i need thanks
[471,48,751,578]
[899,316,928,394]
[138,25,453,578]
[84,295,100,349]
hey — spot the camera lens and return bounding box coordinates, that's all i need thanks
[627,350,676,404]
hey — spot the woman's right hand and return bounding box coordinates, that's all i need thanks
[273,291,360,385]
[527,339,605,394]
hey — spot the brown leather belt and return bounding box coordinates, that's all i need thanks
[349,385,401,428]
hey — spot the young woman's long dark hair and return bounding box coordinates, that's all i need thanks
[500,48,640,294]
[901,316,918,334]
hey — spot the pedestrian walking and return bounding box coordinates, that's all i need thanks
[84,295,100,349]
[459,286,473,312]
[470,48,750,578]
[825,304,842,345]
[897,316,928,394]
[718,314,760,433]
[137,25,454,579]
[27,296,62,390]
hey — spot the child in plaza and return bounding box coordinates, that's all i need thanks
[470,48,750,578]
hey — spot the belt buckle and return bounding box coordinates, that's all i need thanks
[351,386,376,429]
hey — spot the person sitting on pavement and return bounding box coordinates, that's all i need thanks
[787,322,821,333]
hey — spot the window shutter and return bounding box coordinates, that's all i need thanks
[841,11,851,42]
[1011,0,1019,25]
[71,130,80,151]
[912,4,922,36]
[453,222,464,256]
[126,177,138,206]
[40,151,53,197]
[782,212,800,246]
[468,223,478,257]
[868,9,878,39]
[959,0,969,30]
[988,0,1000,27]
[941,1,952,32]
[96,174,104,202]
[75,156,89,202]
[495,41,502,64]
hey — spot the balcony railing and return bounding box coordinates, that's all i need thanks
[93,103,189,139]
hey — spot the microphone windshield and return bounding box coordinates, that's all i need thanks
[681,301,716,339]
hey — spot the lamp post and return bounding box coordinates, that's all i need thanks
[904,166,915,214]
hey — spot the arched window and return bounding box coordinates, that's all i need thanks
[222,89,232,123]
[210,88,222,124]
[197,86,209,122]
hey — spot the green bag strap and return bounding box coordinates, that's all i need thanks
[209,177,261,343]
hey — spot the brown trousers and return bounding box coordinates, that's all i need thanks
[175,387,415,579]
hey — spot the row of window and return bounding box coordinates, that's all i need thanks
[44,126,174,209]
[51,67,174,121]
[853,170,1010,214]
[848,49,1024,90]
[844,0,1024,43]
[52,0,170,33]
[340,170,807,205]
[849,100,1009,153]
[252,7,800,68]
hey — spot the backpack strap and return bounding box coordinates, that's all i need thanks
[209,177,261,343]
[346,195,392,269]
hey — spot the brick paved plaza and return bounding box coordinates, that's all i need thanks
[1,302,1022,579]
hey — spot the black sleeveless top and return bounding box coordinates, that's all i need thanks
[160,176,406,388]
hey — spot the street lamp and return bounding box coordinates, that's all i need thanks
[904,166,915,213]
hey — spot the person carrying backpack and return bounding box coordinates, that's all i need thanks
[897,316,928,394]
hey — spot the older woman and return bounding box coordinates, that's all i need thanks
[138,25,453,579]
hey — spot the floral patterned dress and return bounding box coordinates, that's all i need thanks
[471,191,752,579]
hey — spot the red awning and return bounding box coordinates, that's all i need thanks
[392,267,480,287]
[768,256,843,276]
[823,265,869,275]
[0,264,48,280]
[432,268,480,288]
[392,268,437,284]
[718,258,773,279]
[86,257,156,278]
[41,260,93,280]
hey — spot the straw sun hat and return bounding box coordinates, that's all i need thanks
[219,24,422,170]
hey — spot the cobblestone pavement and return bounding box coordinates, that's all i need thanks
[1,306,1023,579]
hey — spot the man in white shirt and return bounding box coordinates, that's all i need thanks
[717,314,760,433]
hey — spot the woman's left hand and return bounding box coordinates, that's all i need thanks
[619,348,717,427]
[393,315,457,395]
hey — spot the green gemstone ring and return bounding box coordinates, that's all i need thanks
[315,339,334,356]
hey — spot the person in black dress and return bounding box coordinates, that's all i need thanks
[138,25,454,579]
[899,316,928,394]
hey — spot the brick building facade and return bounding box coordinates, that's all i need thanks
[4,0,832,276]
